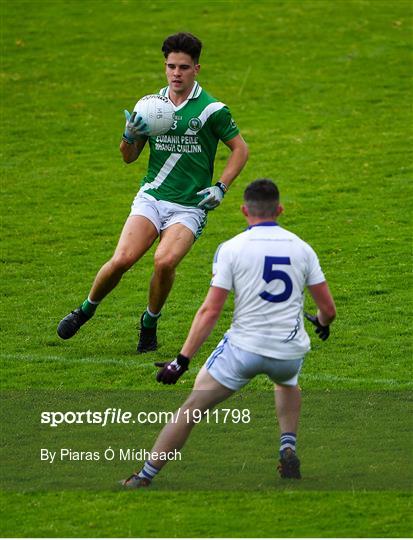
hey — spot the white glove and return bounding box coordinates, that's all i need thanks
[123,110,149,143]
[197,182,227,210]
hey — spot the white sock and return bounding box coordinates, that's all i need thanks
[137,461,160,481]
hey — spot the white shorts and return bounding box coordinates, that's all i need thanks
[205,336,304,391]
[130,191,207,239]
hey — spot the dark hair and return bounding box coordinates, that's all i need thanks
[244,179,280,218]
[162,33,202,63]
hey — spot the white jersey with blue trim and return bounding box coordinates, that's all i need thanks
[211,222,326,359]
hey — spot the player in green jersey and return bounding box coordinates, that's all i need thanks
[57,32,249,353]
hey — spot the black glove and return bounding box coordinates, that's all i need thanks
[155,354,189,384]
[304,312,330,341]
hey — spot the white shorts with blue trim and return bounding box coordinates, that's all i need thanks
[130,191,207,239]
[205,335,304,391]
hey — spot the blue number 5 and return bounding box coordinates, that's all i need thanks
[259,256,293,303]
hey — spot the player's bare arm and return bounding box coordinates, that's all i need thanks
[180,286,229,359]
[307,281,336,326]
[120,137,147,163]
[154,286,228,384]
[305,281,336,341]
[219,134,249,189]
[196,135,248,211]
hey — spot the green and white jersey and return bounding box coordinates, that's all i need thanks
[139,82,239,207]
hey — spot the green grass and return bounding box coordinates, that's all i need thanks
[1,0,412,537]
[1,491,411,538]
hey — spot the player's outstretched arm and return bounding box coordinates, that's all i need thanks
[155,286,229,384]
[180,286,229,359]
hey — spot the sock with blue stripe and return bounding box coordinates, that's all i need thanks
[137,461,160,482]
[280,432,297,457]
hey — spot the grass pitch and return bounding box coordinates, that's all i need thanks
[1,0,412,537]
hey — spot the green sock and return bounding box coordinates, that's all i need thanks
[143,310,161,328]
[81,298,99,318]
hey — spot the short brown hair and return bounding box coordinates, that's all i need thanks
[162,33,202,63]
[244,179,280,218]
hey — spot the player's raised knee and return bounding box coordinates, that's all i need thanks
[154,252,178,274]
[110,251,137,272]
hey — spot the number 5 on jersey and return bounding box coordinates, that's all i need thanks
[260,256,293,303]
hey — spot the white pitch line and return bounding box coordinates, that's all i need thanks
[0,352,154,369]
[238,65,252,96]
[301,373,412,387]
[1,353,412,387]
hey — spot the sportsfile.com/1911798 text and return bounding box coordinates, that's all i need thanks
[40,408,251,427]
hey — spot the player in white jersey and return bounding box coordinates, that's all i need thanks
[122,179,336,487]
